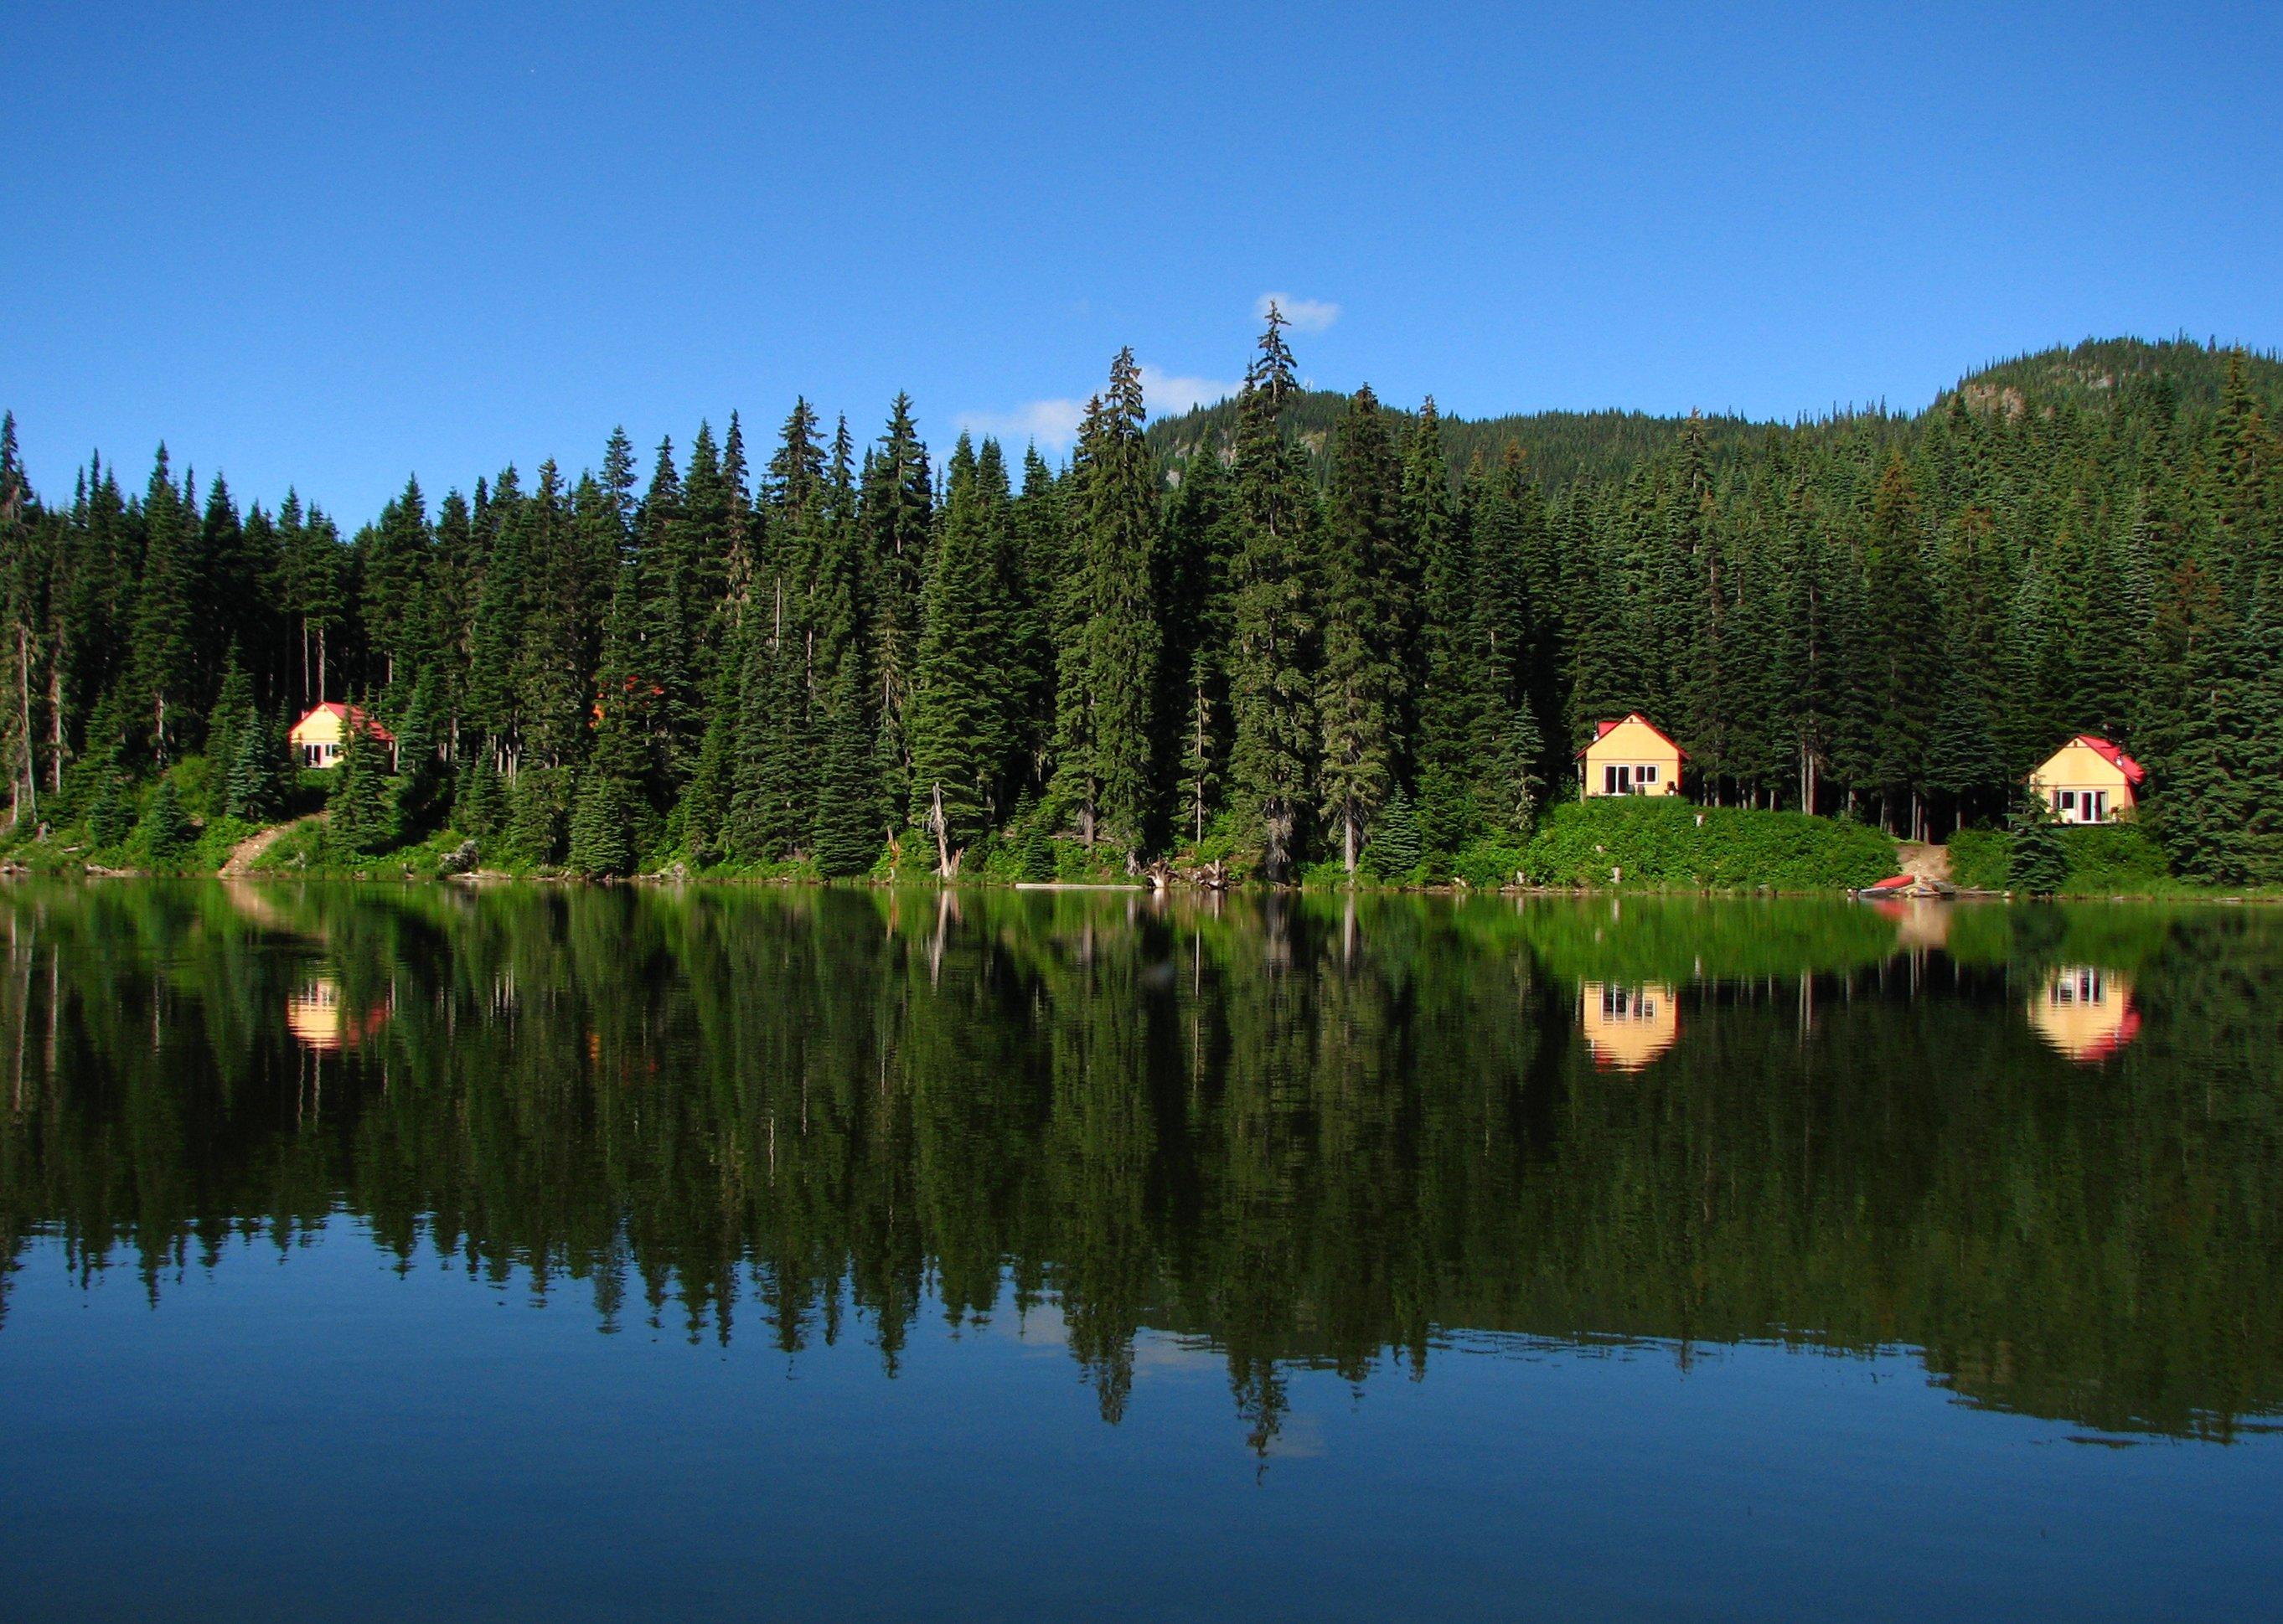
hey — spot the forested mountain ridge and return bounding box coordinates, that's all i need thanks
[2,324,2280,885]
[1145,336,2283,493]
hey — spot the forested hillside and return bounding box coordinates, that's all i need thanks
[2,323,2280,884]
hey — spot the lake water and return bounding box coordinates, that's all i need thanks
[2,882,2279,1619]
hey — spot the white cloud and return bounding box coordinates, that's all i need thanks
[958,362,1242,451]
[1137,364,1242,417]
[953,396,1087,450]
[1256,291,1340,333]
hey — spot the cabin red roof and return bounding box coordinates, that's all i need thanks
[297,702,395,745]
[1575,712,1688,760]
[2075,735,2145,786]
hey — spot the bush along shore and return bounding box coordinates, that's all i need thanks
[3,750,2253,899]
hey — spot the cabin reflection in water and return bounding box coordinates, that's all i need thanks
[2027,966,2140,1062]
[1872,897,1952,951]
[1578,982,1680,1071]
[285,978,390,1054]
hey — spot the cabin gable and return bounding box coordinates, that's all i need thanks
[2029,735,2142,824]
[1577,714,1685,798]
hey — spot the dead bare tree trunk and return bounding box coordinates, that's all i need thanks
[928,781,953,879]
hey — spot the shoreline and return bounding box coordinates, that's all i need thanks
[13,864,2278,905]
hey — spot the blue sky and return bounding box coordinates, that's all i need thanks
[4,2,2278,523]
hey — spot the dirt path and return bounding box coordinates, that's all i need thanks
[1896,841,1952,884]
[218,813,321,878]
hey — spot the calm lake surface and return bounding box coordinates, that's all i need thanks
[2,881,2279,1619]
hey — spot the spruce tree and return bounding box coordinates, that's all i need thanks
[1363,781,1423,880]
[812,651,883,877]
[390,668,445,836]
[1226,306,1319,879]
[90,765,132,848]
[2007,797,2069,895]
[226,713,276,822]
[131,446,201,760]
[1316,386,1404,872]
[862,394,932,827]
[907,434,1015,873]
[1070,351,1162,864]
[327,706,395,857]
[567,770,634,877]
[1409,400,1480,857]
[205,642,254,783]
[1862,453,1939,833]
[142,776,190,861]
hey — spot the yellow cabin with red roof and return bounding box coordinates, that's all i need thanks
[1576,714,1685,799]
[2029,735,2143,824]
[288,704,396,771]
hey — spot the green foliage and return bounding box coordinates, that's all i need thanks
[326,713,397,857]
[1525,798,1898,891]
[1447,834,1531,890]
[89,766,133,848]
[2060,823,2175,892]
[1946,827,2012,891]
[566,770,634,877]
[2,332,2278,886]
[504,766,573,867]
[1010,793,1056,883]
[1361,782,1423,879]
[167,754,218,821]
[227,715,273,820]
[1952,822,2175,895]
[458,757,506,838]
[141,777,190,859]
[2006,802,2069,896]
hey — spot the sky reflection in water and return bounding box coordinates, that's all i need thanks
[2,882,2278,1619]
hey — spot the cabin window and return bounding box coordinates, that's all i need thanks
[1640,765,1657,785]
[2058,791,2076,813]
[1602,987,1655,1020]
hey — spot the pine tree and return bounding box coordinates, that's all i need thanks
[142,776,190,861]
[1316,386,1404,872]
[1012,445,1068,789]
[862,394,932,827]
[327,704,395,856]
[390,668,445,835]
[1226,305,1319,879]
[2007,797,2069,895]
[812,650,883,877]
[131,446,202,760]
[205,642,254,784]
[225,710,278,822]
[1362,781,1422,880]
[1862,452,1939,834]
[364,476,433,689]
[1408,400,1480,857]
[1069,351,1162,863]
[907,435,1015,873]
[457,755,506,839]
[566,769,634,877]
[89,764,132,848]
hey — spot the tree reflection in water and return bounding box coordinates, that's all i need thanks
[1,882,2276,1446]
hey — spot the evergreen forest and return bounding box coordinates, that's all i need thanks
[3,322,2280,884]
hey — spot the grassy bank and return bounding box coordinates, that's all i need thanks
[1947,823,2183,896]
[1520,799,1898,893]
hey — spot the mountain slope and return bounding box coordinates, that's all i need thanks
[1142,336,2283,490]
